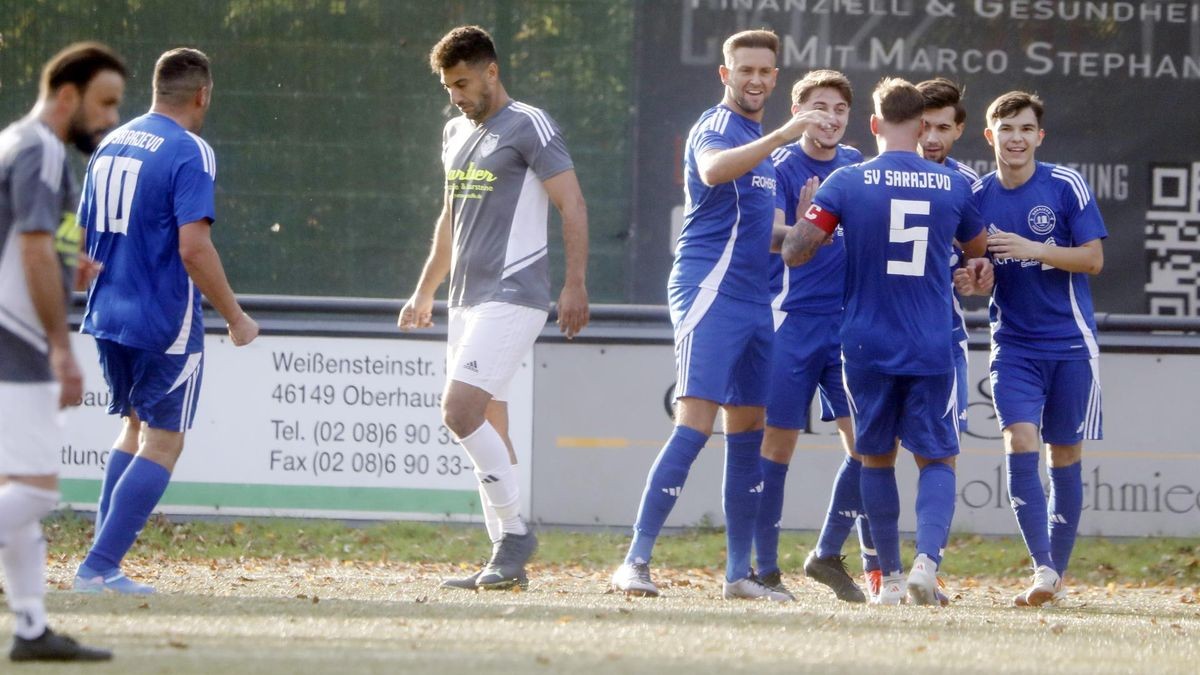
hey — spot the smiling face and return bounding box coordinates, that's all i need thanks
[985,106,1044,173]
[919,104,963,165]
[719,47,777,119]
[440,60,497,123]
[794,86,849,149]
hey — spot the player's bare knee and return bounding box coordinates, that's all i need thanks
[1048,443,1082,467]
[1003,423,1040,454]
[441,401,485,439]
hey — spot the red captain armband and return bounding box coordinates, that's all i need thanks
[803,203,839,234]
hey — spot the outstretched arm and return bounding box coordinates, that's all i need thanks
[697,110,833,186]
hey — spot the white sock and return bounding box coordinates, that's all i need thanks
[0,483,58,539]
[458,421,526,536]
[478,484,502,543]
[2,522,48,640]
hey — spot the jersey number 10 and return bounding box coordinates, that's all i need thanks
[887,199,929,277]
[91,156,143,235]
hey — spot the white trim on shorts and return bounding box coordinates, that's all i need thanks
[0,382,64,476]
[447,301,547,401]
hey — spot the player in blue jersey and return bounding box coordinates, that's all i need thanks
[0,42,124,663]
[860,77,996,604]
[782,78,987,606]
[750,69,869,603]
[611,30,834,600]
[975,91,1105,607]
[73,48,259,594]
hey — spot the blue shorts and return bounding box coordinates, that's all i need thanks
[671,288,772,407]
[96,339,204,432]
[844,362,960,459]
[766,311,848,429]
[989,351,1102,445]
[954,341,969,434]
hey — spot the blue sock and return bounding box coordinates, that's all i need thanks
[815,456,863,559]
[95,449,135,537]
[1048,462,1083,576]
[723,430,763,582]
[753,457,788,576]
[626,425,708,564]
[82,457,172,573]
[1007,452,1053,569]
[857,515,880,572]
[915,462,956,566]
[860,466,901,576]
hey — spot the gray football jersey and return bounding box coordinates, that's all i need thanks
[0,117,76,383]
[442,100,574,310]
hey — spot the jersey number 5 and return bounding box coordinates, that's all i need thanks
[887,199,929,277]
[91,156,143,235]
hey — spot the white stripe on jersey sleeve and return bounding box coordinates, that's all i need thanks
[1051,166,1090,210]
[971,178,984,194]
[33,124,64,192]
[770,147,791,167]
[954,162,979,183]
[715,109,730,135]
[186,131,217,177]
[511,102,553,147]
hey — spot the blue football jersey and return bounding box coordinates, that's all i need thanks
[81,113,216,354]
[804,151,984,375]
[944,156,980,184]
[943,157,978,347]
[974,162,1107,360]
[769,143,863,315]
[668,105,776,305]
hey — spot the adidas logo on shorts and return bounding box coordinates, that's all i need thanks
[464,360,479,373]
[480,474,500,484]
[661,486,681,497]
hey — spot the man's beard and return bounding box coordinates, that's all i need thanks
[67,110,104,155]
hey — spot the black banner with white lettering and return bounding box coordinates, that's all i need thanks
[630,0,1200,315]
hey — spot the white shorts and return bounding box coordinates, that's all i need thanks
[0,382,64,476]
[447,302,547,402]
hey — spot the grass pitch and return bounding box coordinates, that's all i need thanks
[2,516,1196,673]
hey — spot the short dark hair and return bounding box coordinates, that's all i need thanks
[987,91,1044,126]
[916,77,967,125]
[722,29,779,64]
[430,25,498,73]
[153,48,211,105]
[792,69,853,107]
[39,42,126,99]
[873,77,925,124]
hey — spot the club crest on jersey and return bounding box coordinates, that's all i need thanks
[479,133,500,158]
[1027,205,1056,235]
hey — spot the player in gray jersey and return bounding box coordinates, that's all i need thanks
[398,26,589,590]
[0,42,125,663]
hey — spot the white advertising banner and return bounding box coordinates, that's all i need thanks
[60,333,533,521]
[532,343,1200,538]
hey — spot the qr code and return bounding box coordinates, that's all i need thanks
[1145,163,1200,316]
